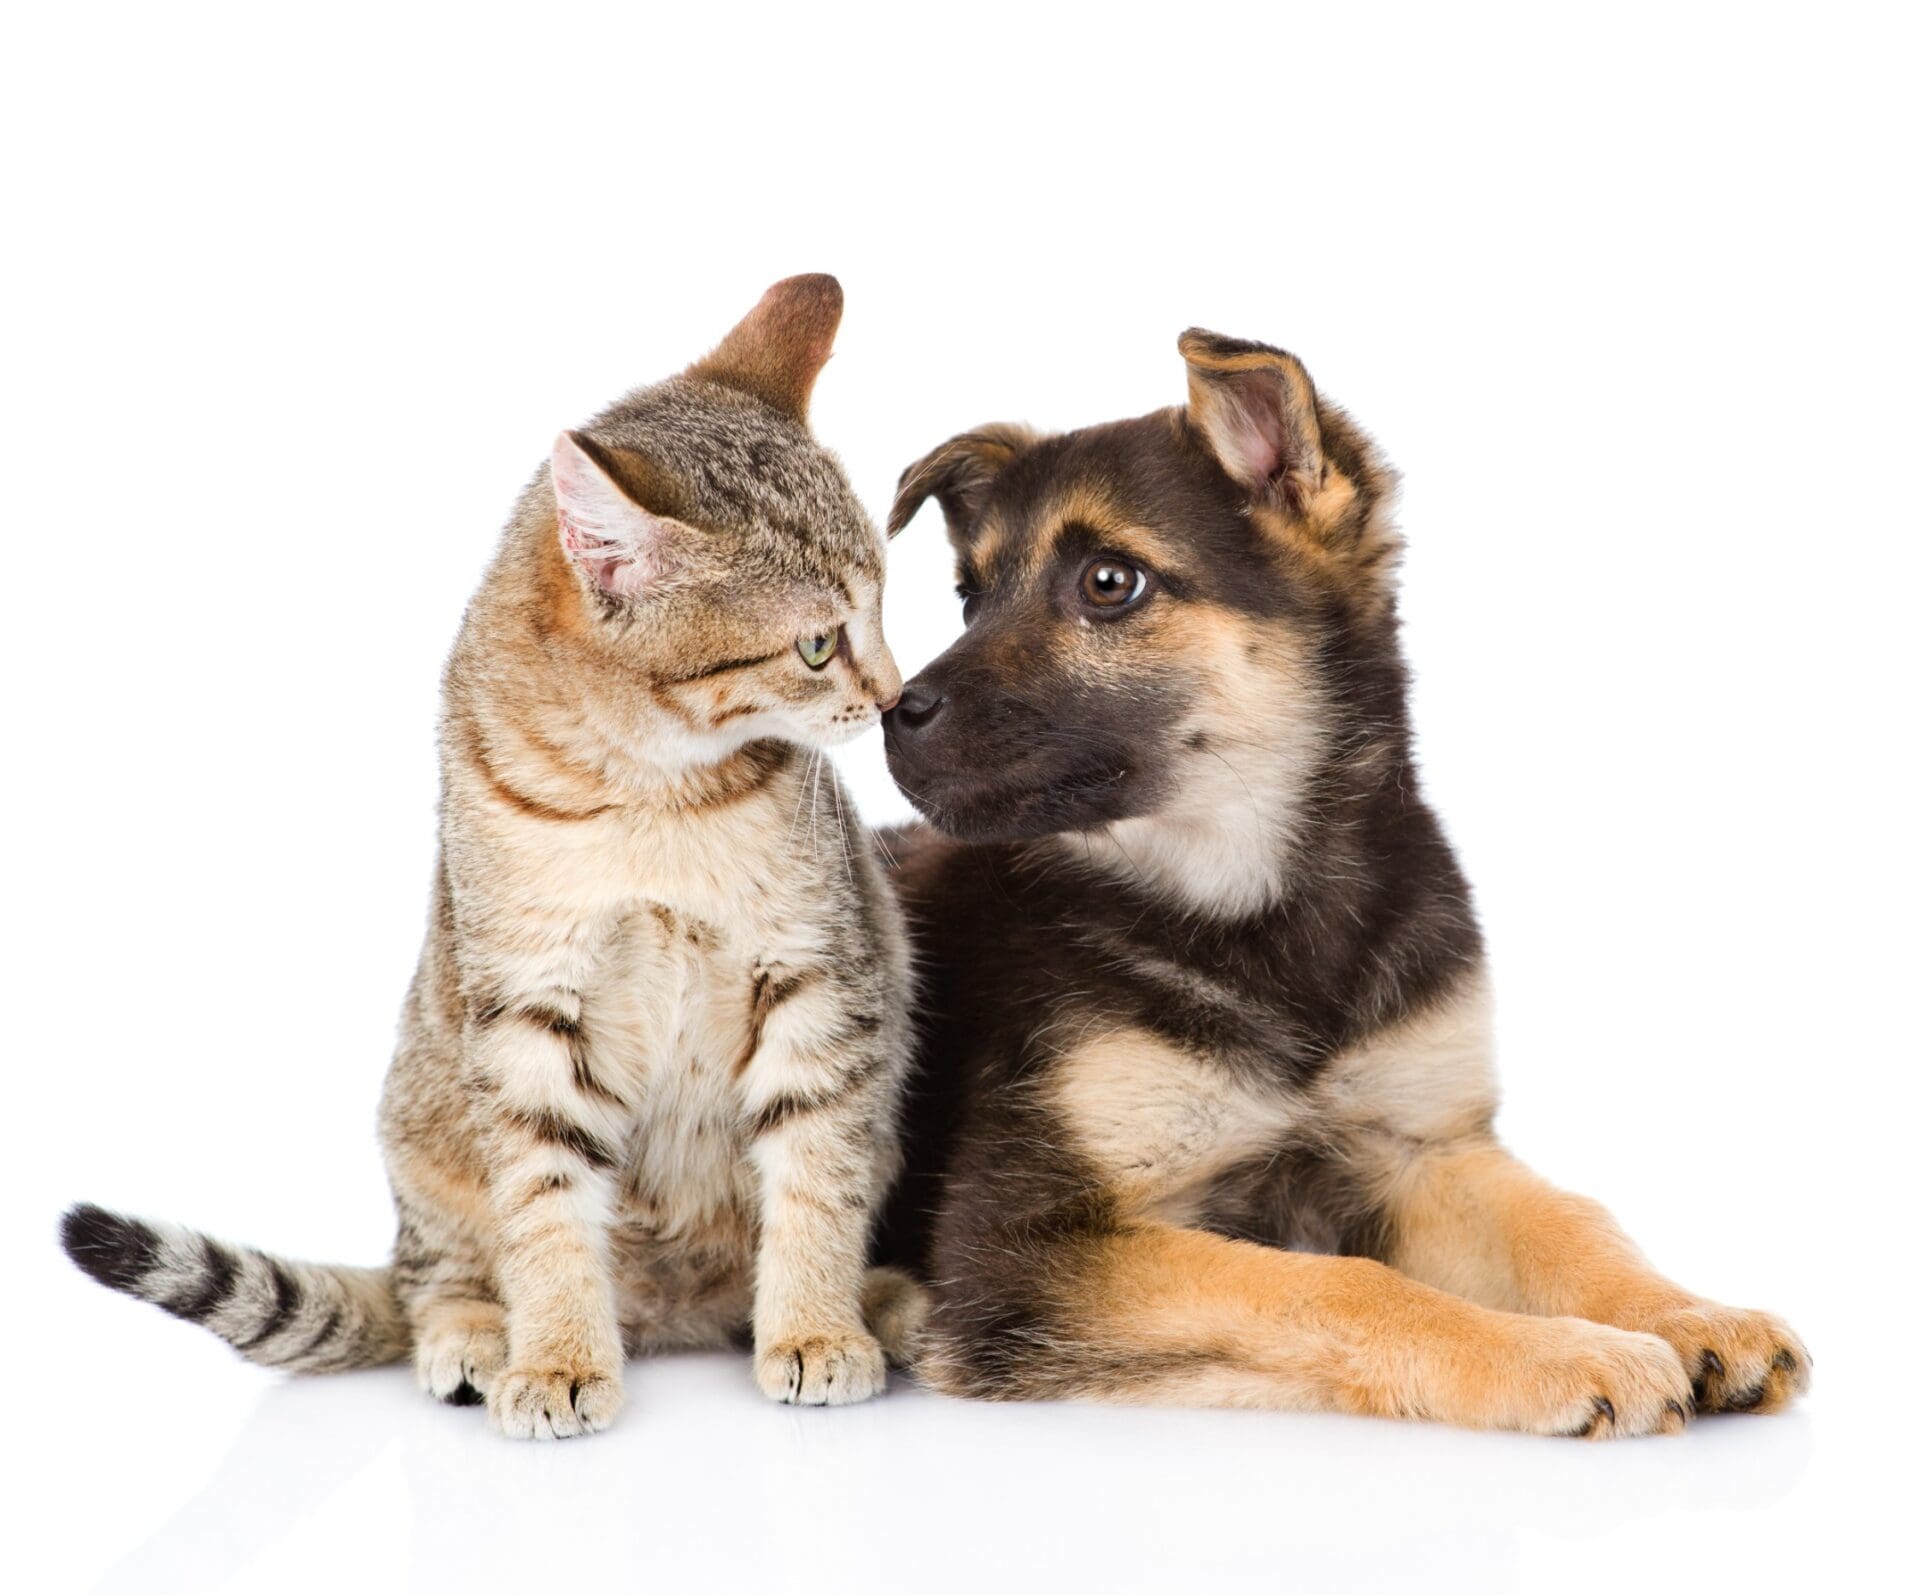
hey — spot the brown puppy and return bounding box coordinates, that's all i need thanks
[874,330,1808,1436]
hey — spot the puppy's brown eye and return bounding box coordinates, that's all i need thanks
[1081,559,1146,609]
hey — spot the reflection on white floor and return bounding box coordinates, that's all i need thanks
[77,1350,1818,1595]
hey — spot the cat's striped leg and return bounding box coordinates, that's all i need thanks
[468,989,629,1439]
[743,960,906,1406]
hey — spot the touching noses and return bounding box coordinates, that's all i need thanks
[886,679,945,734]
[867,643,904,714]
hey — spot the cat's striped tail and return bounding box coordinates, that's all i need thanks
[59,1202,410,1372]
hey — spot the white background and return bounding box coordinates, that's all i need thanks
[4,4,1915,1591]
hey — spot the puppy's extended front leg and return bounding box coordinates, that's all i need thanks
[1386,1140,1809,1413]
[742,962,904,1405]
[925,1221,1692,1436]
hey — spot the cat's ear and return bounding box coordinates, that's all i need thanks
[1180,329,1326,515]
[550,432,699,601]
[887,422,1042,542]
[687,273,843,425]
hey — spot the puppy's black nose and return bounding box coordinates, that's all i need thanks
[889,681,945,733]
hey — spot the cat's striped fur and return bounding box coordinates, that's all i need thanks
[61,276,926,1437]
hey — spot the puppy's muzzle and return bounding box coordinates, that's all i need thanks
[888,680,946,736]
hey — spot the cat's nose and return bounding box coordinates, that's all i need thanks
[862,638,903,715]
[888,681,945,733]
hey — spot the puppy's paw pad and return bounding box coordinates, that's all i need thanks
[755,1329,887,1406]
[488,1367,624,1439]
[1649,1304,1809,1414]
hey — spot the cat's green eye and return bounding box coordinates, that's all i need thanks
[797,629,838,669]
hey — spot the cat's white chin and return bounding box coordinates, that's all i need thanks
[793,714,881,751]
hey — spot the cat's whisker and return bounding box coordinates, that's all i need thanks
[787,748,821,847]
[806,746,824,855]
[828,769,856,892]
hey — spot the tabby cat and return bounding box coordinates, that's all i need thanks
[61,275,923,1438]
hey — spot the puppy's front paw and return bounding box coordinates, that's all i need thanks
[1644,1303,1810,1414]
[755,1328,887,1406]
[489,1365,624,1439]
[1513,1319,1694,1439]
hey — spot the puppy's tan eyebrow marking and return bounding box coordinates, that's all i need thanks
[1061,522,1190,575]
[970,481,1190,597]
[968,518,1012,584]
[1020,480,1190,583]
[1036,517,1198,603]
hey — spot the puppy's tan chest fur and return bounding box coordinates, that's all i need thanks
[1052,1032,1297,1227]
[1053,975,1497,1234]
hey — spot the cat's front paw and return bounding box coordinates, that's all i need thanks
[489,1365,624,1439]
[1643,1302,1810,1414]
[754,1328,887,1406]
[414,1302,508,1407]
[861,1266,931,1367]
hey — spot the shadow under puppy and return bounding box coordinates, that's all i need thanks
[876,329,1808,1436]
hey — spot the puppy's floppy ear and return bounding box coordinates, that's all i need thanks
[887,422,1040,541]
[1180,329,1325,515]
[687,273,843,426]
[551,431,704,601]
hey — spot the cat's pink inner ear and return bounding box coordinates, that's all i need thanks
[550,433,681,600]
